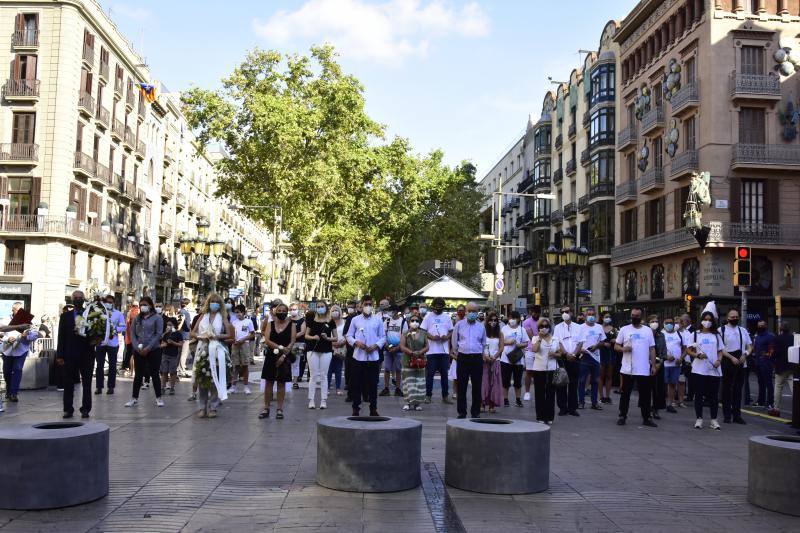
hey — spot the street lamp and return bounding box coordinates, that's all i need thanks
[546,229,589,310]
[180,217,225,299]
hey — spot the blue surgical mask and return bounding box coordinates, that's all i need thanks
[317,307,327,315]
[225,303,233,310]
[586,315,596,325]
[209,302,221,312]
[467,311,478,322]
[665,323,675,333]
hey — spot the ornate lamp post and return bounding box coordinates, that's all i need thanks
[545,228,589,311]
[179,218,224,300]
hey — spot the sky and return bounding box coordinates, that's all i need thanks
[103,0,638,177]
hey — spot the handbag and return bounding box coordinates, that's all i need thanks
[409,354,426,369]
[552,365,569,387]
[506,346,525,365]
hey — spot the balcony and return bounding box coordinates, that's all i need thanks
[617,124,637,151]
[122,180,135,200]
[532,214,550,229]
[550,209,563,224]
[126,89,136,110]
[517,175,533,193]
[0,143,38,164]
[612,227,696,265]
[510,197,520,209]
[95,105,110,129]
[82,44,94,67]
[109,173,123,195]
[615,179,637,204]
[177,160,186,175]
[73,151,95,178]
[670,149,699,179]
[161,180,174,199]
[159,222,173,239]
[565,159,577,176]
[708,221,800,248]
[670,81,699,118]
[729,72,780,102]
[2,79,39,100]
[553,168,563,186]
[135,188,146,204]
[11,29,39,48]
[0,215,138,257]
[111,119,124,141]
[578,195,589,213]
[94,161,110,186]
[136,140,146,159]
[533,176,551,190]
[534,146,551,159]
[590,134,615,151]
[123,127,135,150]
[99,61,109,81]
[564,202,577,219]
[640,166,664,193]
[580,149,590,166]
[641,106,664,136]
[568,123,576,139]
[78,92,95,117]
[589,181,614,199]
[3,259,24,276]
[175,193,187,209]
[555,133,563,150]
[731,143,800,170]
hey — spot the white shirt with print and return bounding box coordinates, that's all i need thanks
[616,324,655,376]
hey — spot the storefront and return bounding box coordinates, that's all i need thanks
[0,282,32,321]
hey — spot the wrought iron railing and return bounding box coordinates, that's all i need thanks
[731,143,800,166]
[95,161,110,184]
[670,149,698,177]
[578,195,589,212]
[555,133,563,150]
[82,43,94,65]
[11,29,39,47]
[0,143,38,161]
[565,159,577,176]
[3,260,24,275]
[550,209,563,224]
[96,105,110,127]
[553,168,563,185]
[617,124,637,149]
[74,151,95,175]
[589,181,614,199]
[641,106,664,134]
[564,202,577,218]
[0,215,137,254]
[533,176,551,190]
[640,166,664,191]
[112,119,125,139]
[615,179,637,203]
[99,61,109,80]
[729,72,780,97]
[78,92,95,113]
[2,79,39,98]
[568,123,576,138]
[671,81,699,113]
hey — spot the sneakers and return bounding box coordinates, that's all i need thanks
[320,400,327,409]
[187,394,197,401]
[227,386,237,394]
[666,405,677,414]
[142,382,150,390]
[156,398,164,407]
[124,399,139,407]
[642,419,658,428]
[710,419,721,430]
[243,386,252,395]
[379,388,390,397]
[590,404,602,410]
[515,399,523,407]
[0,400,4,413]
[523,392,531,401]
[308,400,315,409]
[402,404,411,411]
[414,405,423,411]
[694,418,703,429]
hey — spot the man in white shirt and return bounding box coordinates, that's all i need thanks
[380,306,406,397]
[229,304,256,394]
[421,297,454,405]
[346,295,386,417]
[614,306,657,427]
[577,308,605,410]
[718,308,752,424]
[554,306,580,416]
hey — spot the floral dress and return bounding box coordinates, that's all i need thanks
[402,329,427,406]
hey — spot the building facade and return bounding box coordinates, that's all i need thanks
[612,0,800,327]
[0,0,288,319]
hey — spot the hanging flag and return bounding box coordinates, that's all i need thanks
[138,82,156,103]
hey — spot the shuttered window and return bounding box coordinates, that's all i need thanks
[621,208,638,244]
[739,107,765,144]
[684,116,696,150]
[741,45,764,75]
[645,197,665,237]
[741,179,764,225]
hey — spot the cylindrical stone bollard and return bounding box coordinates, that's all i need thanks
[0,422,109,510]
[317,416,422,492]
[748,434,800,516]
[445,418,549,494]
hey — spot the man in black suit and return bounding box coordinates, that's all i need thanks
[57,290,94,418]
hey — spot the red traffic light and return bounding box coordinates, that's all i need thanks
[736,246,751,260]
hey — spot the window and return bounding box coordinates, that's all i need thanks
[741,179,764,224]
[674,185,689,228]
[533,159,550,182]
[590,63,615,106]
[570,179,576,203]
[645,196,665,237]
[534,127,551,154]
[741,45,764,75]
[12,54,37,82]
[100,47,109,68]
[739,107,765,144]
[93,135,100,162]
[97,83,104,109]
[651,264,665,300]
[109,146,115,175]
[5,240,25,275]
[8,178,31,215]
[621,207,638,244]
[12,112,35,143]
[626,153,636,181]
[653,82,662,108]
[589,150,614,193]
[121,155,127,179]
[684,57,696,85]
[69,183,86,221]
[83,29,95,51]
[570,106,576,131]
[13,13,38,46]
[589,108,615,147]
[683,116,696,150]
[589,201,613,256]
[80,68,92,95]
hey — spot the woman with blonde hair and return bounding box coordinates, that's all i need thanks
[305,300,336,409]
[190,292,234,418]
[328,304,347,395]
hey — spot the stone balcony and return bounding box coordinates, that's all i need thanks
[729,72,780,102]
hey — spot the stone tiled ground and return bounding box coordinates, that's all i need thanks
[0,366,797,532]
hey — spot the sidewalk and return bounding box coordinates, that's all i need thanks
[0,371,796,533]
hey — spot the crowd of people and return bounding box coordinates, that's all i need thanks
[0,291,795,430]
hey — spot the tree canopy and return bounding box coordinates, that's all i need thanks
[182,45,484,301]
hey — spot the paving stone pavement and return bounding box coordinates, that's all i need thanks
[0,368,797,533]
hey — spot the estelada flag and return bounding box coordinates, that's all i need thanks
[138,83,156,103]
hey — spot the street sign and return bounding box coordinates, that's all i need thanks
[576,289,592,296]
[495,278,504,292]
[495,262,505,275]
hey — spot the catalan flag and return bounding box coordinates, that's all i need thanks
[138,83,156,103]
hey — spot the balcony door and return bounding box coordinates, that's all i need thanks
[11,112,35,144]
[12,54,37,87]
[741,45,764,76]
[739,107,765,144]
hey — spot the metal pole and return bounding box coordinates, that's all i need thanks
[740,286,749,328]
[495,178,503,310]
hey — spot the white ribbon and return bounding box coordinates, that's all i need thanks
[208,339,229,401]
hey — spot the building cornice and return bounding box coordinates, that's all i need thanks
[616,0,680,53]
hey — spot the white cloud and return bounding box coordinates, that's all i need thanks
[253,0,490,65]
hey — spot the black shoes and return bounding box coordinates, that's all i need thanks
[666,405,677,413]
[107,388,114,395]
[504,399,510,407]
[733,417,747,425]
[94,389,102,395]
[723,417,732,423]
[352,408,360,416]
[617,417,626,425]
[515,399,523,407]
[642,419,658,427]
[379,388,390,397]
[81,412,90,419]
[394,388,403,397]
[590,404,602,410]
[369,409,380,417]
[568,411,580,417]
[558,409,568,416]
[63,411,74,419]
[457,414,466,419]
[652,411,661,420]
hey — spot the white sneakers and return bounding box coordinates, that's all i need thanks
[243,385,252,395]
[694,418,703,429]
[523,392,531,401]
[320,400,327,410]
[694,418,721,430]
[227,386,237,394]
[402,404,411,411]
[125,399,139,407]
[156,398,164,407]
[308,400,315,409]
[710,419,721,430]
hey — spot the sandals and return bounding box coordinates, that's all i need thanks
[276,409,284,419]
[258,408,270,419]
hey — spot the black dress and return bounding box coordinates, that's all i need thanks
[263,321,293,383]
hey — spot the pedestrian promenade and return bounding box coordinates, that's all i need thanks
[0,372,796,533]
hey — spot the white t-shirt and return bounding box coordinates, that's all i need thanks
[691,331,722,377]
[500,324,529,365]
[385,316,407,349]
[718,325,752,354]
[484,336,501,358]
[531,336,559,371]
[578,323,606,363]
[553,321,579,355]
[421,312,453,354]
[662,330,683,367]
[231,316,254,342]
[616,324,655,376]
[679,329,693,364]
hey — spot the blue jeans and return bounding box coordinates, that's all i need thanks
[2,354,27,395]
[425,353,450,398]
[95,345,119,390]
[756,357,774,407]
[327,355,343,390]
[578,356,600,406]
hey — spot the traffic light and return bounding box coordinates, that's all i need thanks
[734,246,752,287]
[684,294,693,312]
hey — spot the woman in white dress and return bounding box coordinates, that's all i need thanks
[190,292,234,419]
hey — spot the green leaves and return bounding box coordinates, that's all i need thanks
[182,45,484,300]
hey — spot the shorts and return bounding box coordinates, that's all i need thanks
[160,355,179,374]
[524,351,536,371]
[384,350,402,372]
[500,361,523,389]
[230,342,253,366]
[600,349,615,365]
[664,365,681,384]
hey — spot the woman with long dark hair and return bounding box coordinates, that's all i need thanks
[260,303,295,419]
[126,296,165,408]
[687,311,724,430]
[481,312,503,413]
[531,317,559,424]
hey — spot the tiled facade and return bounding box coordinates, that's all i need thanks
[0,0,286,318]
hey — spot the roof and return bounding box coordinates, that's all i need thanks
[410,276,486,300]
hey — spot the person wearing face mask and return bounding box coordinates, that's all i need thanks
[125,296,166,409]
[522,305,540,403]
[190,293,234,418]
[687,311,725,429]
[177,298,194,378]
[614,306,658,427]
[57,290,95,418]
[328,305,347,396]
[421,297,454,405]
[661,317,684,414]
[159,317,184,395]
[576,308,606,411]
[342,300,359,402]
[400,315,429,411]
[120,301,139,378]
[481,312,504,413]
[419,303,429,318]
[450,301,487,419]
[449,304,468,400]
[677,314,694,404]
[346,295,386,416]
[289,303,307,390]
[93,294,126,396]
[648,315,667,420]
[531,317,559,424]
[752,320,776,410]
[500,311,528,408]
[305,300,337,409]
[770,322,794,417]
[598,314,617,405]
[554,306,581,417]
[717,309,752,424]
[260,303,296,419]
[228,304,256,395]
[380,305,407,398]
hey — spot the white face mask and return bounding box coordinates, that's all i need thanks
[649,322,659,331]
[409,321,420,330]
[155,307,163,314]
[347,307,355,314]
[331,311,341,319]
[225,303,233,310]
[562,313,571,322]
[103,302,113,310]
[290,309,299,318]
[140,305,151,314]
[509,319,518,328]
[362,305,373,316]
[702,320,712,329]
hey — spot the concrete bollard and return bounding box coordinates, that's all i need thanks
[747,434,800,516]
[445,418,549,494]
[317,416,422,492]
[0,422,109,510]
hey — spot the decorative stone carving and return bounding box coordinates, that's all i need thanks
[665,119,679,158]
[662,59,682,102]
